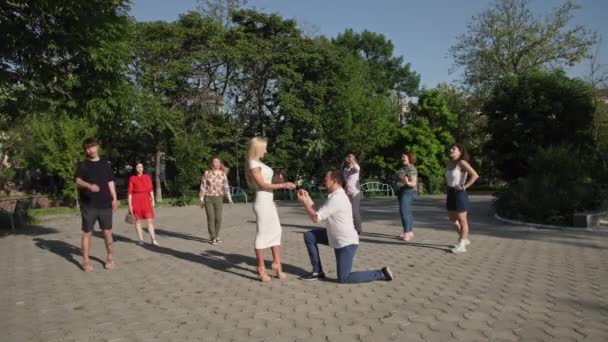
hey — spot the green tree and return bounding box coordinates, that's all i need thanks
[484,70,596,180]
[197,0,248,28]
[413,88,457,147]
[334,29,420,97]
[21,116,97,201]
[0,0,133,123]
[381,118,446,194]
[450,0,598,94]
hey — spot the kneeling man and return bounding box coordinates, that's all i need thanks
[297,170,393,283]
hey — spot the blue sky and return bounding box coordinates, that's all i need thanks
[130,0,608,88]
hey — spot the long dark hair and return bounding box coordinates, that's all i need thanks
[451,143,470,162]
[132,162,145,175]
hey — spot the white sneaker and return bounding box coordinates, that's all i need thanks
[451,243,467,254]
[453,239,470,248]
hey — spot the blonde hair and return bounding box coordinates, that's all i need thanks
[247,137,267,162]
[246,137,267,188]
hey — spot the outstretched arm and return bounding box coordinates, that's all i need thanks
[249,167,295,191]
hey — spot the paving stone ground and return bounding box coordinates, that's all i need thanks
[1,195,607,342]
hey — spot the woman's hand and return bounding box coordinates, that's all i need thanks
[199,198,205,207]
[282,182,296,190]
[228,198,234,204]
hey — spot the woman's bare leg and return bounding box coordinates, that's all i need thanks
[134,220,144,241]
[456,212,469,240]
[146,218,157,242]
[448,211,461,238]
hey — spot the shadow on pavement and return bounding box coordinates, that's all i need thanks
[281,223,319,231]
[105,229,310,280]
[153,228,212,244]
[33,238,104,270]
[139,242,259,280]
[279,197,608,250]
[359,237,452,252]
[1,225,59,238]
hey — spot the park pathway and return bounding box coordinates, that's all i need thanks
[1,195,607,341]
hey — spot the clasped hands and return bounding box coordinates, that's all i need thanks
[296,189,314,207]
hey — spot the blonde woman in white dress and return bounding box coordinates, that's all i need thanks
[247,137,296,282]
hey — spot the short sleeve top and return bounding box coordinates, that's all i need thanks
[128,174,153,194]
[75,159,114,208]
[248,160,274,190]
[396,165,418,190]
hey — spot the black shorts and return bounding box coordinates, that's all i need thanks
[446,187,469,213]
[80,206,113,232]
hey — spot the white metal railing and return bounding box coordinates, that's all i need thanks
[230,186,248,203]
[360,182,395,197]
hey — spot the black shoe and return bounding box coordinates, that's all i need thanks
[381,266,393,281]
[300,272,326,281]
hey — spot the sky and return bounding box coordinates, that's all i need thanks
[130,0,608,88]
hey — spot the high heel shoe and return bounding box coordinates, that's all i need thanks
[257,267,271,282]
[271,263,287,280]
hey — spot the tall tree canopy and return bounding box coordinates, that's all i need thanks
[450,0,597,94]
[0,0,133,125]
[484,70,595,180]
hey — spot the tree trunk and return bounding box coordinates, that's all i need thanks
[155,147,163,202]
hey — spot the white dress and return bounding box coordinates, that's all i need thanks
[249,160,282,249]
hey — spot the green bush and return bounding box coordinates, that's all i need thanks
[21,116,97,201]
[494,146,606,226]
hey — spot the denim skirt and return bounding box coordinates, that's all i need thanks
[446,187,469,212]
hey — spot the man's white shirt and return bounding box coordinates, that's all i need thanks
[316,188,359,249]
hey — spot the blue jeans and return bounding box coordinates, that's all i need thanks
[303,229,385,284]
[398,189,416,233]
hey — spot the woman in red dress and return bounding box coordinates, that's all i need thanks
[128,163,158,246]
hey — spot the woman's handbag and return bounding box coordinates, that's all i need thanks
[125,212,136,224]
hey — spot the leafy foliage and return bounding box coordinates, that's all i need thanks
[22,116,97,200]
[484,70,595,180]
[495,145,606,225]
[450,0,598,94]
[0,0,133,124]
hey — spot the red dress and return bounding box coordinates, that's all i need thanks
[128,174,155,219]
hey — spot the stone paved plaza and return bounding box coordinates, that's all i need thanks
[1,195,607,341]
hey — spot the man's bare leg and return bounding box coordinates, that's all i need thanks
[102,229,115,269]
[81,231,94,272]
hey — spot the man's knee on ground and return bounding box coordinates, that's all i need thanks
[337,275,350,284]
